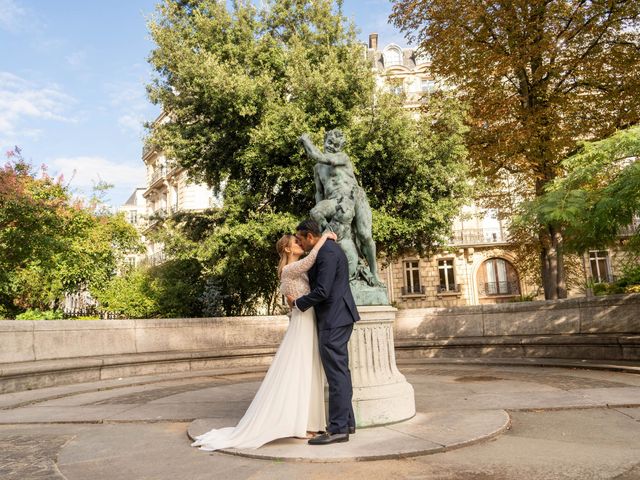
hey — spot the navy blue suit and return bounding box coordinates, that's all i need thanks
[295,239,359,434]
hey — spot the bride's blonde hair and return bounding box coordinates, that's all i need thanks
[276,234,294,278]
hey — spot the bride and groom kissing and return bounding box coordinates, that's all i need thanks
[192,218,359,451]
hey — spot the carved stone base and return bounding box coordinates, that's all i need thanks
[349,305,416,427]
[350,279,389,306]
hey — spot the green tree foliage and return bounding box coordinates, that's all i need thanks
[0,148,143,318]
[93,269,159,319]
[391,0,640,299]
[514,126,640,292]
[146,0,470,314]
[152,207,299,316]
[350,93,469,257]
[527,126,640,253]
[95,258,204,318]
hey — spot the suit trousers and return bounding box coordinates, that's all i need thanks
[318,323,355,434]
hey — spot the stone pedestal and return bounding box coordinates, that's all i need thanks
[349,305,416,427]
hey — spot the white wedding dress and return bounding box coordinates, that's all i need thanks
[191,247,326,451]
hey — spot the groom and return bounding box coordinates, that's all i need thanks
[287,219,360,445]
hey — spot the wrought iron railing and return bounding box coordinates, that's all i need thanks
[401,285,426,295]
[450,228,507,245]
[592,274,617,284]
[619,219,640,237]
[479,280,520,296]
[437,284,461,294]
[147,250,166,266]
[150,166,167,183]
[142,143,157,159]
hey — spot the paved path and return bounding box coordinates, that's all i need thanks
[1,361,640,479]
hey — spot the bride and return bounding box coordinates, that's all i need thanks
[191,231,336,451]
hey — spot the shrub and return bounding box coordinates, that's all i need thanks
[15,309,64,320]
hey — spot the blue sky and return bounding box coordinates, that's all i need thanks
[0,0,406,207]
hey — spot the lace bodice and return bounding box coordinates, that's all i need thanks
[280,248,319,298]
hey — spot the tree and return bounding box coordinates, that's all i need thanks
[391,0,640,299]
[0,148,142,317]
[94,258,204,318]
[146,0,470,313]
[519,125,640,254]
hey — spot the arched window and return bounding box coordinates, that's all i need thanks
[383,45,403,66]
[478,258,520,296]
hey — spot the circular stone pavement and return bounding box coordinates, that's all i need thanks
[187,410,511,462]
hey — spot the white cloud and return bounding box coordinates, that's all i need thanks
[118,114,144,136]
[66,50,87,68]
[0,0,26,32]
[50,156,146,191]
[0,71,76,143]
[106,79,152,136]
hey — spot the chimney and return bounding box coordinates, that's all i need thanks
[369,33,378,50]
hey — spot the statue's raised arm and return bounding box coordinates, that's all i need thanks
[299,134,325,163]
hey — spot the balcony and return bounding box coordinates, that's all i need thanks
[619,218,640,237]
[142,143,157,159]
[401,285,426,296]
[150,166,167,184]
[437,284,461,295]
[142,208,168,233]
[479,281,520,296]
[147,250,166,266]
[450,228,507,246]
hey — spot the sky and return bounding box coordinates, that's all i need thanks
[0,0,407,208]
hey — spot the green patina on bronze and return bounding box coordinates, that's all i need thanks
[299,130,389,305]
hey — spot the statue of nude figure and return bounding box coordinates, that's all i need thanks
[299,129,383,286]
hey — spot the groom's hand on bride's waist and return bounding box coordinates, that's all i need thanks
[286,295,295,309]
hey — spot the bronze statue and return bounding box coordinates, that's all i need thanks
[299,130,384,289]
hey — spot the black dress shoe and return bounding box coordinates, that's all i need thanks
[308,432,349,445]
[349,426,356,434]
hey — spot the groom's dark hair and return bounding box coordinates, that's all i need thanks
[296,219,322,237]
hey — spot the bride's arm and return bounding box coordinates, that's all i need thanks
[283,231,337,275]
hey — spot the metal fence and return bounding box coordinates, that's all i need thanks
[401,285,426,295]
[479,281,520,296]
[450,228,507,245]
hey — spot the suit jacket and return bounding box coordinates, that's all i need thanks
[295,239,360,330]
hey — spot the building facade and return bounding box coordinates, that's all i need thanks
[122,114,220,266]
[368,34,634,308]
[125,35,635,306]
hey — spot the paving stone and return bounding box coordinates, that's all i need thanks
[1,363,640,479]
[0,434,71,480]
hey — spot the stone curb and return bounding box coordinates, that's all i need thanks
[187,410,511,463]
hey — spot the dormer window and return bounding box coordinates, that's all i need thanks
[383,45,403,67]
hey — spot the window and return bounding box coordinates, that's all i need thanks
[403,260,422,295]
[479,258,520,296]
[438,259,456,292]
[172,185,179,212]
[589,250,611,283]
[384,46,403,66]
[421,79,436,93]
[128,210,137,225]
[389,81,404,95]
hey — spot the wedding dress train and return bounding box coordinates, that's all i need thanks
[192,248,326,451]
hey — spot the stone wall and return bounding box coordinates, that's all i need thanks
[0,316,289,393]
[0,316,289,364]
[394,294,640,361]
[0,294,638,393]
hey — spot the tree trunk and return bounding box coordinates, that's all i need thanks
[540,224,567,300]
